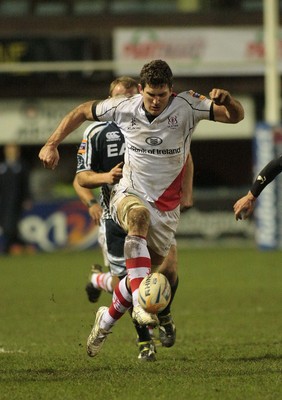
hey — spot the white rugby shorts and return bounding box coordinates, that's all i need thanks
[110,186,180,257]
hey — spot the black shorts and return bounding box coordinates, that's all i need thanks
[105,218,127,258]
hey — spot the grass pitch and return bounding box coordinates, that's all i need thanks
[0,247,281,400]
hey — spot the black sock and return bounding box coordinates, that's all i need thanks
[134,323,152,342]
[158,275,179,318]
[128,307,152,342]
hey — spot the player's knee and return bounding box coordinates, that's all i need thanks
[128,206,150,231]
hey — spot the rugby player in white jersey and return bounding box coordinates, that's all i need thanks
[39,59,244,358]
[72,76,194,360]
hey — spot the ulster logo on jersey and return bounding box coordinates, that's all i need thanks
[167,115,178,129]
[145,137,163,146]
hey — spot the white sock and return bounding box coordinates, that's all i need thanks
[91,271,113,293]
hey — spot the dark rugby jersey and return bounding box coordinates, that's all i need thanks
[76,121,125,218]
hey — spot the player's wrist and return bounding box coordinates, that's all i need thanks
[45,140,58,149]
[248,191,256,201]
[87,198,98,208]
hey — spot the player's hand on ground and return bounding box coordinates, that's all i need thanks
[209,89,231,106]
[233,192,256,220]
[107,162,123,184]
[39,144,59,169]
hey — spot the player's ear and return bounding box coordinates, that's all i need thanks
[138,83,143,94]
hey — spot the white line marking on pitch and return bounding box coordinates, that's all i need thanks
[0,347,27,354]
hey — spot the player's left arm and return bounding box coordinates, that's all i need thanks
[210,89,244,124]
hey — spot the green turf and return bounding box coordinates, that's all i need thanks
[0,248,281,400]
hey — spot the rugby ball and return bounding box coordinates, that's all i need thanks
[138,272,171,314]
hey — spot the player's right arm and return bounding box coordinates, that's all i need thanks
[39,101,95,170]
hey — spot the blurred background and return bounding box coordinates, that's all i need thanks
[0,0,281,254]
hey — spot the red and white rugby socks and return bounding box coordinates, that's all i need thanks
[91,271,113,293]
[100,276,132,330]
[124,235,151,307]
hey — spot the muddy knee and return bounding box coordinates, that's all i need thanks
[128,206,150,234]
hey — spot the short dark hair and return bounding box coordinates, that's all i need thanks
[139,60,173,89]
[109,76,138,96]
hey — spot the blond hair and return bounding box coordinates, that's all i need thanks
[109,76,138,97]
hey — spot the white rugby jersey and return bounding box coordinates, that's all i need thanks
[92,91,212,211]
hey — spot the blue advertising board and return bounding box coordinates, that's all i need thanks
[0,198,99,253]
